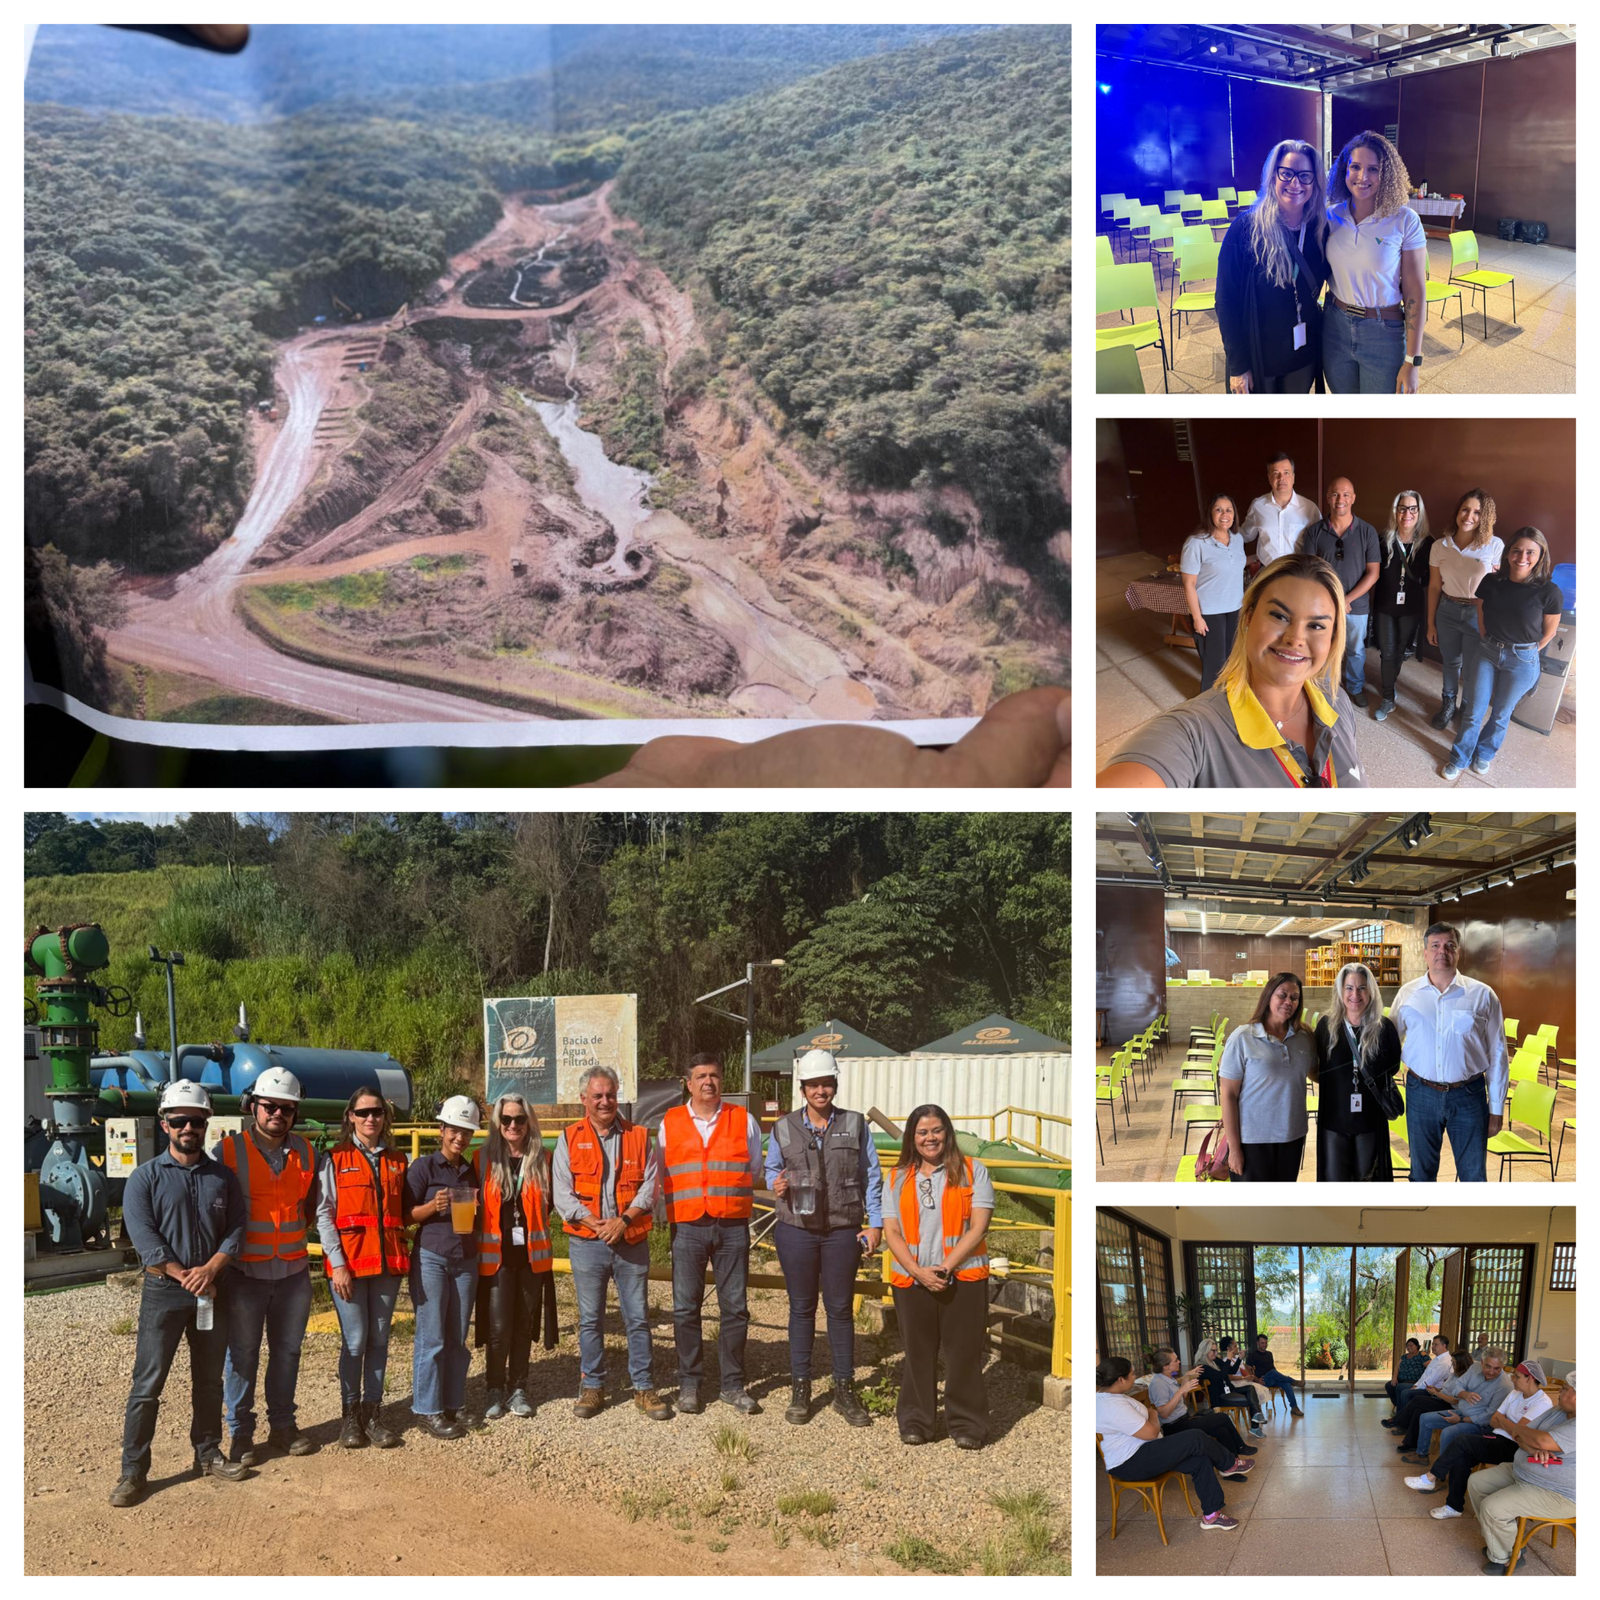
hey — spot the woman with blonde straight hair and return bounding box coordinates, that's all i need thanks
[1313,962,1401,1181]
[1217,139,1330,394]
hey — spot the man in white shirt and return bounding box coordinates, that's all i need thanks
[1390,922,1507,1182]
[1407,1358,1553,1517]
[1241,452,1321,572]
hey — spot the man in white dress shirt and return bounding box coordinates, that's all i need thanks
[1241,453,1322,574]
[1390,922,1507,1182]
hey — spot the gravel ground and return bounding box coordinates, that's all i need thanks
[24,1271,1069,1576]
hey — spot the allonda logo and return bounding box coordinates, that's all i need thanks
[810,1032,845,1048]
[972,1027,1018,1045]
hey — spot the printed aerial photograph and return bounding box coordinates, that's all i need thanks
[23,23,1070,743]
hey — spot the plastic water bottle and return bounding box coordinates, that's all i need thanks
[196,1294,214,1331]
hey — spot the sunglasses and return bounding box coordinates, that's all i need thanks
[500,1115,527,1128]
[166,1115,209,1130]
[258,1101,295,1116]
[352,1107,386,1119]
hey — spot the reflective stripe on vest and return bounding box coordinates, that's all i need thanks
[474,1148,553,1276]
[562,1118,652,1244]
[225,1131,314,1263]
[661,1104,754,1222]
[887,1158,989,1287]
[325,1145,409,1279]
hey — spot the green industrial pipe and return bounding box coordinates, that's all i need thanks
[96,1086,354,1127]
[29,924,113,1126]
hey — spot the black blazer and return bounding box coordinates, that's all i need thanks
[1314,1015,1401,1137]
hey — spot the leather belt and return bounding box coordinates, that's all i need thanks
[1405,1070,1486,1093]
[1331,293,1405,323]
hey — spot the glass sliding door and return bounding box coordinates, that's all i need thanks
[1405,1247,1448,1347]
[1253,1245,1302,1382]
[1351,1248,1399,1389]
[1301,1245,1353,1392]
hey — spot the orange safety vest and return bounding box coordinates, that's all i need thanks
[562,1117,653,1244]
[661,1104,754,1223]
[324,1144,410,1279]
[887,1158,990,1288]
[220,1130,315,1264]
[473,1147,553,1276]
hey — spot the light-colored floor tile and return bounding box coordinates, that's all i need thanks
[1227,1517,1393,1575]
[1251,1466,1377,1519]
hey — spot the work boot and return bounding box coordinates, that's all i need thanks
[228,1432,258,1468]
[676,1386,704,1414]
[1351,691,1368,708]
[417,1412,466,1440]
[194,1451,249,1482]
[269,1425,317,1457]
[339,1402,367,1449]
[483,1388,507,1421]
[831,1382,872,1427]
[507,1390,534,1418]
[360,1404,402,1448]
[1430,695,1456,729]
[720,1389,761,1415]
[633,1389,674,1421]
[574,1387,606,1420]
[786,1379,812,1424]
[108,1473,148,1508]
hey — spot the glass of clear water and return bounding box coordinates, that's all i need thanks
[792,1182,817,1216]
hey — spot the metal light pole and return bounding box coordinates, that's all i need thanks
[148,946,185,1078]
[693,959,785,1096]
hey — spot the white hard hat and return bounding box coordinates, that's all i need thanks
[796,1048,839,1082]
[251,1066,303,1103]
[438,1095,482,1131]
[159,1080,213,1114]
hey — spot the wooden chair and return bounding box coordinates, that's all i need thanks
[1506,1513,1575,1575]
[1097,1435,1199,1544]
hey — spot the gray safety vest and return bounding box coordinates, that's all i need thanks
[771,1107,866,1232]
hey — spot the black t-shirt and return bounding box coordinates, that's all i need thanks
[1480,575,1564,645]
[1372,534,1429,615]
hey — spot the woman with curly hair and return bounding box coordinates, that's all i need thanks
[1426,488,1502,728]
[1216,139,1329,394]
[1324,130,1429,394]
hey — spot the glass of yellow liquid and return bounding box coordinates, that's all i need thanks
[450,1186,478,1235]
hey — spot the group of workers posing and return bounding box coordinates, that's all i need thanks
[1101,452,1563,789]
[111,1048,997,1507]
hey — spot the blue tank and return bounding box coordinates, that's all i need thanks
[92,1044,412,1114]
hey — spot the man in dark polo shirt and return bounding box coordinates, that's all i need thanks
[1297,477,1381,706]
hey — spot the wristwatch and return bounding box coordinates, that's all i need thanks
[1405,354,1423,366]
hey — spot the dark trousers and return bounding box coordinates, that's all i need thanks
[1257,365,1315,394]
[121,1272,229,1477]
[774,1221,860,1384]
[1375,609,1421,701]
[1399,1392,1452,1449]
[1438,1429,1516,1511]
[1111,1429,1234,1516]
[484,1254,538,1393]
[1196,611,1239,693]
[1316,1124,1393,1182]
[1213,1389,1261,1424]
[891,1277,989,1444]
[1167,1408,1245,1454]
[1240,1138,1304,1183]
[1385,1379,1416,1410]
[670,1217,751,1394]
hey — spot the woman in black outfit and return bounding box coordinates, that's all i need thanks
[1216,138,1329,394]
[1313,962,1401,1182]
[1371,489,1431,721]
[1196,1337,1266,1436]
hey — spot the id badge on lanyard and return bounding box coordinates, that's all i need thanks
[511,1226,526,1245]
[1292,223,1308,351]
[1350,1093,1363,1114]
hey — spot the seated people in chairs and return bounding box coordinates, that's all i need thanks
[1469,1371,1577,1575]
[1390,1345,1489,1450]
[1100,555,1367,789]
[1145,1346,1257,1457]
[1095,1355,1252,1534]
[1249,1332,1305,1417]
[1312,961,1402,1182]
[1386,1336,1430,1412]
[1405,1359,1551,1518]
[1195,1337,1266,1435]
[1400,1348,1511,1466]
[1217,1337,1273,1419]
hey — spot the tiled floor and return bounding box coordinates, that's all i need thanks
[1097,234,1577,395]
[1096,1391,1578,1574]
[1094,551,1578,787]
[1092,1037,1576,1182]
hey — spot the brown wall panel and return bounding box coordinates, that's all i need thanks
[1392,61,1484,227]
[1432,866,1575,1052]
[1188,417,1323,544]
[1168,930,1316,978]
[1476,45,1576,249]
[1096,419,1140,560]
[1331,81,1400,166]
[1097,884,1167,1045]
[1229,79,1322,192]
[1114,418,1204,562]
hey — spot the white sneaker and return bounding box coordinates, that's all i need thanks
[1430,1505,1462,1520]
[1405,1474,1436,1490]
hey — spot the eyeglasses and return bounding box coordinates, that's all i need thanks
[1397,505,1419,515]
[500,1115,528,1128]
[352,1107,385,1119]
[165,1115,209,1130]
[1275,168,1316,188]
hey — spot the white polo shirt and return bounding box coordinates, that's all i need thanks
[1391,971,1508,1113]
[1431,534,1505,600]
[1492,1387,1546,1442]
[1325,201,1427,307]
[1242,491,1321,565]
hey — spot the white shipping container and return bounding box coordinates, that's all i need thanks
[789,1053,1069,1148]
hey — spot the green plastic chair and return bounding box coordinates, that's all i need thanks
[1190,1009,1221,1045]
[1448,231,1517,340]
[1109,198,1141,259]
[1164,188,1187,209]
[1145,217,1180,290]
[1172,237,1219,338]
[1218,186,1238,205]
[1389,1083,1410,1180]
[1127,204,1164,261]
[1508,1051,1541,1088]
[1175,1154,1198,1181]
[1556,1117,1574,1174]
[1097,344,1146,394]
[1096,235,1114,269]
[1424,276,1464,349]
[1096,263,1168,391]
[1504,1017,1520,1040]
[1101,192,1128,223]
[1181,1096,1224,1154]
[1488,1081,1557,1181]
[1237,189,1257,206]
[1200,199,1230,239]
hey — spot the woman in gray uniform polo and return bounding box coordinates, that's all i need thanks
[1100,553,1368,789]
[1219,972,1317,1182]
[1180,493,1248,693]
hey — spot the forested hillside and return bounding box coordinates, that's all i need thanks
[25,812,1069,1108]
[615,24,1069,561]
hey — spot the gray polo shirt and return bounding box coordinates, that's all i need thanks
[1179,531,1247,616]
[1108,677,1367,789]
[1220,1020,1317,1144]
[1297,516,1382,615]
[1454,1370,1513,1424]
[889,1159,995,1267]
[1148,1371,1184,1417]
[1513,1404,1575,1500]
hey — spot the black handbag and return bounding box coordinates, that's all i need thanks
[1358,1053,1405,1122]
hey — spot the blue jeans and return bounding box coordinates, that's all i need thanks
[567,1233,655,1392]
[1435,595,1480,701]
[774,1221,862,1384]
[1450,633,1543,769]
[670,1218,751,1393]
[1405,1072,1490,1182]
[122,1272,231,1476]
[222,1266,312,1435]
[1322,305,1407,393]
[1417,1410,1479,1457]
[1341,609,1371,699]
[1259,1368,1300,1405]
[330,1271,401,1407]
[410,1249,475,1415]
